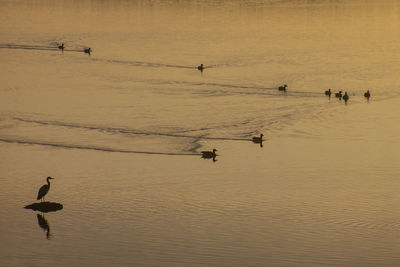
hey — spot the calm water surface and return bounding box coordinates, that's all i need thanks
[1,0,400,266]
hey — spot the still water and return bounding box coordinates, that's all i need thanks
[1,0,400,266]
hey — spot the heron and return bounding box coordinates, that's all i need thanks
[278,84,287,91]
[201,148,217,158]
[37,177,54,202]
[197,64,204,72]
[335,91,342,99]
[58,43,64,51]
[84,48,91,55]
[364,90,371,99]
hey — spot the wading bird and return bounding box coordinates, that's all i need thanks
[197,64,204,72]
[58,43,64,51]
[37,177,54,202]
[335,91,342,99]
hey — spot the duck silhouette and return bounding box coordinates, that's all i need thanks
[252,134,263,143]
[84,48,91,55]
[364,90,371,99]
[278,84,287,91]
[201,148,217,158]
[325,88,331,97]
[342,92,349,102]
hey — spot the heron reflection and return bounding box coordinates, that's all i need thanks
[36,214,51,240]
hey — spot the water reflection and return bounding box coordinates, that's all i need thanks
[36,214,51,240]
[25,202,62,240]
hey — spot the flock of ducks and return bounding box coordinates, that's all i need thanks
[278,85,371,102]
[57,43,91,55]
[324,88,371,102]
[201,134,264,161]
[200,86,372,161]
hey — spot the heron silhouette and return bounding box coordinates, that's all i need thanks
[197,64,204,72]
[58,43,64,51]
[37,177,54,202]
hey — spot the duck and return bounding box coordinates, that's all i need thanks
[197,64,204,71]
[335,91,342,99]
[342,92,349,102]
[325,88,331,97]
[58,43,64,50]
[252,134,264,143]
[278,84,287,91]
[364,90,371,99]
[84,48,91,55]
[201,149,217,158]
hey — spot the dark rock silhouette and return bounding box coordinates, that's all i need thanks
[25,202,63,213]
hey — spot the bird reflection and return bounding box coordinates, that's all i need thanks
[36,214,51,240]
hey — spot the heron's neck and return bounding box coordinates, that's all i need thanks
[47,178,51,185]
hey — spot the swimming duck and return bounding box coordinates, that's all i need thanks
[252,134,264,143]
[197,64,204,71]
[364,90,371,99]
[84,48,91,55]
[335,91,342,99]
[342,92,349,102]
[58,43,64,50]
[325,88,331,97]
[201,149,217,158]
[278,84,287,91]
